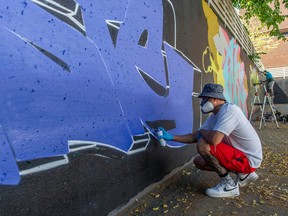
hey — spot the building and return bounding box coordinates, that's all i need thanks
[261,3,288,79]
[261,4,288,111]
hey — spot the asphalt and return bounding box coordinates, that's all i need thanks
[116,121,288,216]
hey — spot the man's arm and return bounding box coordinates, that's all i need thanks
[198,129,225,146]
[156,127,199,144]
[173,130,198,143]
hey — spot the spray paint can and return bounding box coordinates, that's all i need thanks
[156,128,166,147]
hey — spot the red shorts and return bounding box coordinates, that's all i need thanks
[210,142,256,174]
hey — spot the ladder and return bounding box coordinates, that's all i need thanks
[249,82,279,129]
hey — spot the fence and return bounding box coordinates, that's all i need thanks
[267,67,287,79]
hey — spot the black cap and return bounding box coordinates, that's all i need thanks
[198,83,226,101]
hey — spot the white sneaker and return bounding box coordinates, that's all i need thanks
[237,172,259,187]
[205,178,240,198]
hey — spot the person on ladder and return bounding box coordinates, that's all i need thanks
[262,70,275,106]
[250,70,279,129]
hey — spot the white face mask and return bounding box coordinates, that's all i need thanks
[201,101,214,114]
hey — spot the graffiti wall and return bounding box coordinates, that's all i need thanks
[0,0,259,215]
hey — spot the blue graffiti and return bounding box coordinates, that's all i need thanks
[0,0,195,185]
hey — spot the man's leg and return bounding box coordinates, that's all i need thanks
[193,155,212,171]
[196,137,227,176]
[196,138,239,198]
[208,141,258,187]
[268,81,275,104]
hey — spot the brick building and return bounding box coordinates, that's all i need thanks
[261,3,288,79]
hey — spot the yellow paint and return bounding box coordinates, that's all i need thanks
[202,0,224,86]
[202,0,219,65]
[250,65,259,85]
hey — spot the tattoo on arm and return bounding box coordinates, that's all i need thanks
[202,154,227,176]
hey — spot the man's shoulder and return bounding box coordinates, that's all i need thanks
[223,103,243,114]
[223,103,237,110]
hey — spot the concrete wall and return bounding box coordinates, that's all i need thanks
[274,79,288,114]
[0,0,260,215]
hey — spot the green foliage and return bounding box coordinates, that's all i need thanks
[232,0,288,41]
[248,52,266,63]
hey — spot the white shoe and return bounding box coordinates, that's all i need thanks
[237,172,259,187]
[205,178,239,198]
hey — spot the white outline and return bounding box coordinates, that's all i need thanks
[31,0,86,32]
[166,0,177,47]
[105,20,123,30]
[20,155,69,176]
[135,65,170,90]
[164,42,202,73]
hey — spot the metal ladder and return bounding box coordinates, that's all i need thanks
[249,82,279,129]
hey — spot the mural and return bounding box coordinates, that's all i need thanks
[0,0,260,215]
[202,0,249,116]
[0,0,201,185]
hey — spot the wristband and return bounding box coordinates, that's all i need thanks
[196,132,203,140]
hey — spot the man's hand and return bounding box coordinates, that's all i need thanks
[155,127,174,141]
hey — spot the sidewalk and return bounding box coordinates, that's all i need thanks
[117,122,288,216]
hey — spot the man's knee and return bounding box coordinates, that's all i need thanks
[197,140,211,155]
[193,155,205,169]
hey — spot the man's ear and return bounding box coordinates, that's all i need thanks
[211,98,217,104]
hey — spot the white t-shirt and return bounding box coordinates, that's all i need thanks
[200,103,262,168]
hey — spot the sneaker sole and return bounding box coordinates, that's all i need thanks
[205,188,240,198]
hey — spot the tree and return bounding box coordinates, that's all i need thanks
[231,0,288,41]
[242,18,281,62]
